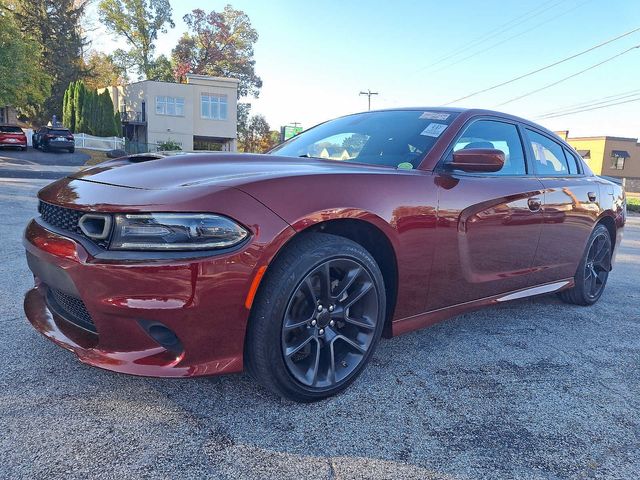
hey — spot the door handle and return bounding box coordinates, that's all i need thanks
[588,191,597,202]
[528,197,541,211]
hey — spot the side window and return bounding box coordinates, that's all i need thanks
[563,148,581,175]
[526,129,569,176]
[451,120,526,175]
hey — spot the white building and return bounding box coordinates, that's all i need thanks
[101,74,239,152]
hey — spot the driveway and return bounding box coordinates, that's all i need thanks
[0,148,89,179]
[1,179,639,479]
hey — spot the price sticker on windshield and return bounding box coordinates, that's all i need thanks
[419,111,450,120]
[420,123,448,137]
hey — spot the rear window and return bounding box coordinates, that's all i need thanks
[0,126,23,133]
[270,110,459,169]
[50,129,71,136]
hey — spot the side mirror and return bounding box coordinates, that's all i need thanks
[450,148,505,173]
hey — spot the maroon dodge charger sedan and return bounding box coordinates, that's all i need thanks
[23,108,626,401]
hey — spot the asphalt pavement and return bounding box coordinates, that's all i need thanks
[0,148,88,179]
[1,178,639,479]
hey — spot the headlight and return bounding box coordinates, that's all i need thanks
[110,213,249,251]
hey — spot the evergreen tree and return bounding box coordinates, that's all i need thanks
[100,91,118,136]
[62,82,76,131]
[79,86,92,134]
[75,82,86,132]
[10,0,89,124]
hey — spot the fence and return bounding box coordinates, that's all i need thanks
[74,133,125,151]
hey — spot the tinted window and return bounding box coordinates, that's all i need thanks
[450,120,526,175]
[50,129,71,136]
[0,126,23,133]
[563,148,581,175]
[271,110,459,168]
[526,129,569,175]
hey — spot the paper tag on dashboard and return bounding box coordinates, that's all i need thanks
[419,111,450,120]
[420,123,448,137]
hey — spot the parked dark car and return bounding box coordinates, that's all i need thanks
[0,125,27,150]
[23,108,626,402]
[32,126,75,153]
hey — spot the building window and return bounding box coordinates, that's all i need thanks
[611,150,629,170]
[201,94,228,120]
[155,96,185,116]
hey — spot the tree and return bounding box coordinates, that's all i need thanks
[98,0,174,79]
[62,82,76,131]
[147,54,174,82]
[0,7,50,116]
[98,90,119,136]
[84,52,126,90]
[75,81,88,133]
[172,6,262,98]
[9,0,89,124]
[238,114,275,153]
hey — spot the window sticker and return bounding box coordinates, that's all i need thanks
[420,123,448,137]
[397,162,414,170]
[419,111,450,120]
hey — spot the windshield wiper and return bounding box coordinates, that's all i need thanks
[298,154,323,159]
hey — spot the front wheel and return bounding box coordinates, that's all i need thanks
[245,233,386,402]
[559,224,612,306]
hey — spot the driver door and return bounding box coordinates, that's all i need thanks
[427,118,545,311]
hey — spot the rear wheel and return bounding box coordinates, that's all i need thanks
[69,147,75,153]
[559,224,612,306]
[245,233,386,402]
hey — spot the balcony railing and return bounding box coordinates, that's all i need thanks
[119,110,145,123]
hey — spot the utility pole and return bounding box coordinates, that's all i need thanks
[359,89,379,111]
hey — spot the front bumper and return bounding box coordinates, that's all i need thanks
[23,219,255,377]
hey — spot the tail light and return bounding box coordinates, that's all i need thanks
[45,134,55,139]
[67,135,74,140]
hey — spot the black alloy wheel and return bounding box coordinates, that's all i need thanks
[559,224,612,306]
[245,233,386,402]
[281,258,379,389]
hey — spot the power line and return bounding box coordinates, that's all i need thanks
[429,0,590,76]
[537,96,640,119]
[537,89,640,118]
[442,26,640,106]
[415,0,564,74]
[495,45,640,107]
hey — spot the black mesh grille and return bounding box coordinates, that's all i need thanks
[46,287,96,333]
[38,201,110,248]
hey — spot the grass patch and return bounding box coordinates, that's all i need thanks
[79,148,110,166]
[628,196,640,213]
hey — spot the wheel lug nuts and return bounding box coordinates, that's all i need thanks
[317,304,323,311]
[319,329,324,335]
[311,319,317,326]
[329,320,335,327]
[329,305,334,312]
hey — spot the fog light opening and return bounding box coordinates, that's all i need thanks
[139,320,184,355]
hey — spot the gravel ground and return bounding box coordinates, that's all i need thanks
[1,179,638,479]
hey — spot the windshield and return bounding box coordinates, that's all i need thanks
[50,129,71,136]
[270,110,459,168]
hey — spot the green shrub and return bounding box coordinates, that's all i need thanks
[156,139,182,151]
[627,197,640,213]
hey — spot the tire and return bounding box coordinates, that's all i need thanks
[21,146,27,151]
[69,147,75,153]
[245,232,386,402]
[559,224,612,306]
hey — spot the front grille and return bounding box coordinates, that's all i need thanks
[38,201,110,248]
[46,287,97,334]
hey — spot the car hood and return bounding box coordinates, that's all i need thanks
[70,152,394,190]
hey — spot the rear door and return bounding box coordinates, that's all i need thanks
[522,128,602,285]
[428,118,545,311]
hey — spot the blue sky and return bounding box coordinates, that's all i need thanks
[86,0,640,138]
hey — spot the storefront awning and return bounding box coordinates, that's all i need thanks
[611,150,630,158]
